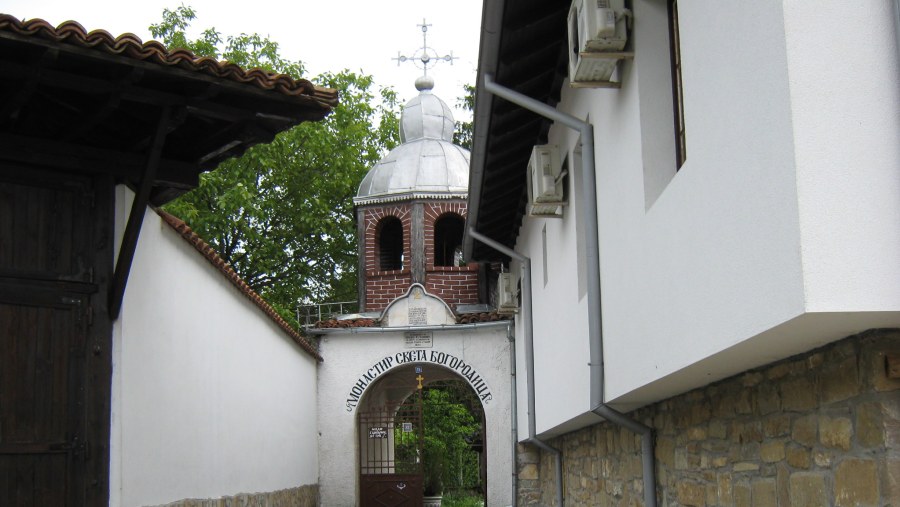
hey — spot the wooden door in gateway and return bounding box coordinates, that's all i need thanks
[0,165,112,506]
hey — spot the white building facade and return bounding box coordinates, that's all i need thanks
[466,1,900,505]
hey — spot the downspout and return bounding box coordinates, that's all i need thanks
[481,74,657,507]
[506,320,518,507]
[467,228,563,507]
[895,0,900,66]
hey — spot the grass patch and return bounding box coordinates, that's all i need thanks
[441,490,484,507]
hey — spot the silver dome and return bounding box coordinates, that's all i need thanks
[355,79,470,204]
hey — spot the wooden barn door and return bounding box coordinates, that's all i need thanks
[0,165,112,506]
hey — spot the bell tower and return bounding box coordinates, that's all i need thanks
[354,77,479,313]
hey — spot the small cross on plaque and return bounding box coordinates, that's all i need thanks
[416,374,425,390]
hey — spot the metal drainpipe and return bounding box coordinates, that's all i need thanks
[467,228,564,507]
[895,0,900,66]
[481,74,657,507]
[507,321,518,507]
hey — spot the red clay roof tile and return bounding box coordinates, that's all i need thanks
[0,15,338,108]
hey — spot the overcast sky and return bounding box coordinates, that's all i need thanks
[2,0,482,119]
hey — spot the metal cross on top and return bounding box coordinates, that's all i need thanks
[416,374,425,390]
[392,19,457,76]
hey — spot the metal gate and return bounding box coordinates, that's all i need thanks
[358,383,424,507]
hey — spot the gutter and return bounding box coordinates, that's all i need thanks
[306,320,511,335]
[468,228,563,507]
[506,320,518,507]
[477,74,657,507]
[462,0,504,260]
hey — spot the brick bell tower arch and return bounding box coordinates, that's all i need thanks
[354,77,480,313]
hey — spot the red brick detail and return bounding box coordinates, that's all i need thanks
[424,271,479,308]
[362,204,412,275]
[366,272,413,312]
[423,201,475,272]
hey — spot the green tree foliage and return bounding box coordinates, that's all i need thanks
[453,83,475,151]
[422,387,481,495]
[153,6,400,320]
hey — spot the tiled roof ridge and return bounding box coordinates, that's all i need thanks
[0,15,338,108]
[456,311,512,324]
[313,311,511,329]
[155,209,322,361]
[314,318,380,329]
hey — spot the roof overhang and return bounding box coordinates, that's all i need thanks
[464,1,570,262]
[354,191,469,207]
[0,15,337,205]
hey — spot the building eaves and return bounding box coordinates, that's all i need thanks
[156,209,323,362]
[464,1,570,262]
[0,15,338,107]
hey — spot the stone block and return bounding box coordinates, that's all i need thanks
[688,426,708,441]
[733,462,760,472]
[766,362,792,380]
[656,437,675,468]
[735,389,754,415]
[835,458,878,506]
[760,441,785,463]
[820,415,853,451]
[785,445,811,469]
[763,414,791,438]
[742,372,764,387]
[675,447,689,470]
[519,463,539,481]
[740,442,760,461]
[776,463,790,507]
[856,401,885,448]
[781,377,817,411]
[821,356,860,404]
[789,472,827,507]
[751,479,776,507]
[717,472,734,507]
[792,414,817,447]
[807,352,825,369]
[691,401,713,425]
[757,383,781,415]
[813,450,832,468]
[709,419,728,440]
[864,333,900,392]
[712,388,737,418]
[887,458,900,506]
[677,481,707,507]
[734,480,751,507]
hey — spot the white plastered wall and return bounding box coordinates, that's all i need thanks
[109,187,319,507]
[316,326,512,507]
[512,0,900,436]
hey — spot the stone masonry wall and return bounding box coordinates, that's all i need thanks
[147,484,318,507]
[517,329,900,506]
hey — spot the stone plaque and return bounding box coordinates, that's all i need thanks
[408,307,427,325]
[404,331,433,348]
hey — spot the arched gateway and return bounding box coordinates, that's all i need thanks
[310,78,513,506]
[356,363,487,506]
[313,285,513,506]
